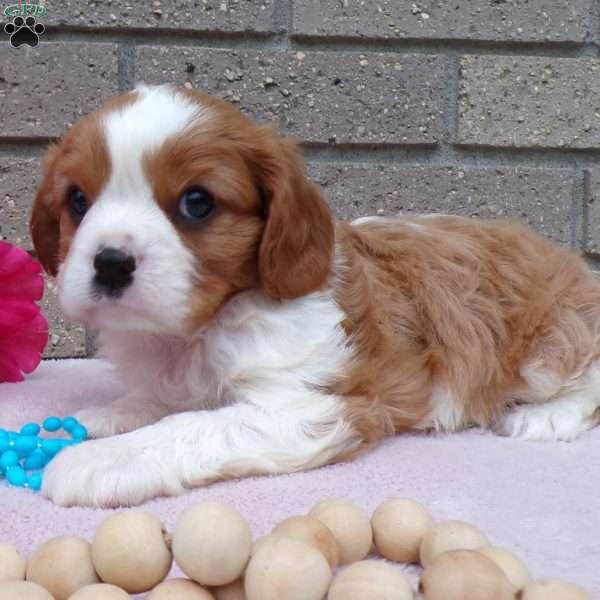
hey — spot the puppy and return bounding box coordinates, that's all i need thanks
[31,84,600,507]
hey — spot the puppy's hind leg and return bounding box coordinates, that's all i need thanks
[495,364,600,442]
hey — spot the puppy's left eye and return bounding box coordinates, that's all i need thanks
[68,187,88,221]
[178,188,215,223]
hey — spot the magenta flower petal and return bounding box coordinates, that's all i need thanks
[0,313,49,374]
[0,356,24,383]
[0,242,49,383]
[0,242,44,301]
[3,341,42,374]
[0,299,40,331]
[0,266,44,301]
[24,312,50,354]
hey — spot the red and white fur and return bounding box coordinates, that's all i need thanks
[30,84,600,507]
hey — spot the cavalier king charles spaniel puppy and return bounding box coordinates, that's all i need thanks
[31,84,600,507]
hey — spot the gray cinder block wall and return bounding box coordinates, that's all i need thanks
[1,1,599,357]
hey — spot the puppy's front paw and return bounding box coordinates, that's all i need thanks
[42,436,184,507]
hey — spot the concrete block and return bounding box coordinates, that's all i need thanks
[43,0,276,33]
[585,169,600,254]
[135,47,445,144]
[292,0,591,43]
[0,43,119,137]
[0,157,40,248]
[458,56,600,149]
[307,163,574,244]
[0,160,86,356]
[41,277,87,358]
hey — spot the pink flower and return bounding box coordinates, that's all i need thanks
[0,241,48,383]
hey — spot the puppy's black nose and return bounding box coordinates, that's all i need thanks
[93,247,136,296]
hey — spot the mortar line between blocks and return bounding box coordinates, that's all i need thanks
[37,28,600,59]
[587,0,600,52]
[582,168,593,252]
[571,168,587,250]
[436,52,461,162]
[3,139,600,170]
[272,0,292,49]
[117,42,135,93]
[289,36,596,58]
[41,28,285,50]
[301,144,600,169]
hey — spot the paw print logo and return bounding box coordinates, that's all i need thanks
[4,15,45,48]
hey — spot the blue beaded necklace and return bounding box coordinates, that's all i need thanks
[0,417,87,490]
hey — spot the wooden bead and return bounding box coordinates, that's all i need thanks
[67,584,130,599]
[328,560,413,600]
[172,502,251,587]
[419,520,489,567]
[273,516,339,570]
[245,536,331,600]
[26,536,99,600]
[419,550,514,600]
[92,511,172,594]
[250,535,274,557]
[371,498,432,563]
[308,499,372,565]
[0,580,55,599]
[147,578,215,599]
[0,543,27,581]
[519,580,590,599]
[478,546,530,589]
[211,578,246,600]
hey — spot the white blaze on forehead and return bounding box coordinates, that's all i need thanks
[102,83,208,199]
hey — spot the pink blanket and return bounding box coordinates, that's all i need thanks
[0,359,598,596]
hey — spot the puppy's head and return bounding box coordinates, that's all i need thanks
[30,84,334,333]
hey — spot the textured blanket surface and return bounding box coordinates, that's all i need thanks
[0,359,598,596]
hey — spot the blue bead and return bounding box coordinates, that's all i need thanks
[7,466,27,487]
[41,439,62,456]
[0,450,18,469]
[62,417,78,432]
[0,429,7,438]
[15,436,38,454]
[72,424,88,441]
[8,432,17,441]
[28,472,42,491]
[0,438,9,453]
[43,417,62,432]
[20,423,41,436]
[24,450,48,470]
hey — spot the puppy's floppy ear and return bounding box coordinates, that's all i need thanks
[30,143,61,276]
[250,126,335,300]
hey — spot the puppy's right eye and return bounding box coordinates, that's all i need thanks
[178,187,215,224]
[68,187,88,221]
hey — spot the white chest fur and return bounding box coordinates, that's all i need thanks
[98,289,354,414]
